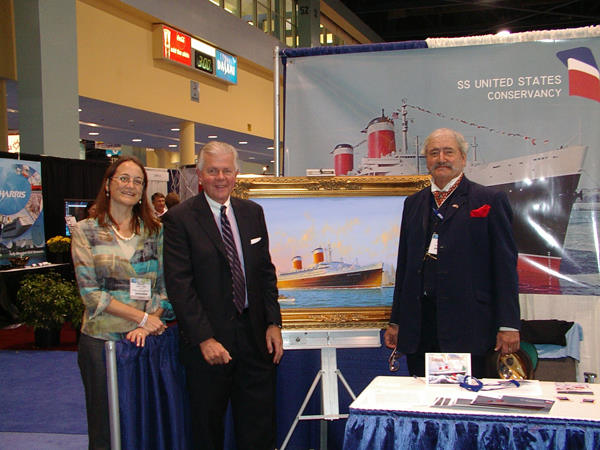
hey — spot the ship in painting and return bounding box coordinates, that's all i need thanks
[277,247,383,289]
[330,105,587,294]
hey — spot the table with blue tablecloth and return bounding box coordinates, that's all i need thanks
[343,376,600,449]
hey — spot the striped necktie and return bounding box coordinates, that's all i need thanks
[220,205,246,313]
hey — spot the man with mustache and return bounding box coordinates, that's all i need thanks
[384,128,521,377]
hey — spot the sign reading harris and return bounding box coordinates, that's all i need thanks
[153,24,236,84]
[0,159,46,266]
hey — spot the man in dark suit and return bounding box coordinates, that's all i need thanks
[163,141,283,450]
[384,128,521,377]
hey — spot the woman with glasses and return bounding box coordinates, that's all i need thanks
[70,156,174,449]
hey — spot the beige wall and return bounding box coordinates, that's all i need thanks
[76,0,274,140]
[0,0,16,80]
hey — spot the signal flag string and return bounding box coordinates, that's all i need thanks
[396,105,553,146]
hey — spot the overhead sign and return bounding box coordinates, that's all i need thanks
[194,50,214,74]
[161,25,192,66]
[153,24,236,84]
[215,50,238,84]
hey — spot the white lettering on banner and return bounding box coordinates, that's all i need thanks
[487,88,562,100]
[474,77,514,88]
[176,34,185,43]
[518,75,562,86]
[217,59,235,76]
[456,73,564,101]
[0,190,27,199]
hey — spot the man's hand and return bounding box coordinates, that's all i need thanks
[200,338,232,365]
[266,325,284,364]
[495,330,520,355]
[384,324,399,349]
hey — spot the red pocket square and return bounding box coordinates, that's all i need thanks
[471,204,491,218]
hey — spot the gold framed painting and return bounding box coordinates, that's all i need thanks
[234,175,430,329]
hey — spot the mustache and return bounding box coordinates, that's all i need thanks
[432,162,454,170]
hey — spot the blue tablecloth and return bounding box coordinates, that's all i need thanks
[344,408,600,449]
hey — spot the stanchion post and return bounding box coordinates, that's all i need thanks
[273,45,281,176]
[105,341,122,450]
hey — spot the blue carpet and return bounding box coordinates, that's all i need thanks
[0,350,87,435]
[0,432,88,449]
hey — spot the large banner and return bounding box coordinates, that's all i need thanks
[284,38,600,296]
[0,159,45,266]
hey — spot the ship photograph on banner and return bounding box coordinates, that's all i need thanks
[284,39,600,296]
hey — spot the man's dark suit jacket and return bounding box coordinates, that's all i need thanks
[390,176,520,356]
[162,193,281,357]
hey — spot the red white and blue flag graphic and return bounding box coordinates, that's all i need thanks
[556,47,600,103]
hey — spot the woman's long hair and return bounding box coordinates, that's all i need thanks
[93,156,160,235]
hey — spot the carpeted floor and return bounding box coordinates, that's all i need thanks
[0,349,88,448]
[0,350,87,434]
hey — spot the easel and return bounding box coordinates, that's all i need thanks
[279,328,381,450]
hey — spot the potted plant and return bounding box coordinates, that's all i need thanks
[46,235,72,264]
[16,271,83,348]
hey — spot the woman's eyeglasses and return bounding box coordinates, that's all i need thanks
[112,175,144,187]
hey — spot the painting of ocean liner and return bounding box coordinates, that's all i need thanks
[277,246,383,289]
[254,195,405,309]
[330,105,589,294]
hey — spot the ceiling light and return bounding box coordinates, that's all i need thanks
[248,156,255,160]
[78,108,82,112]
[171,128,180,131]
[496,30,511,36]
[270,160,274,163]
[88,132,100,136]
[208,135,218,139]
[238,141,248,145]
[132,138,142,142]
[168,144,177,148]
[267,146,274,150]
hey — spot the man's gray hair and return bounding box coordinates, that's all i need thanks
[197,141,239,171]
[420,128,469,156]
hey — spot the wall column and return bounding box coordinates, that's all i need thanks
[170,151,181,167]
[13,0,80,158]
[0,0,16,153]
[297,0,321,47]
[120,144,146,164]
[156,149,170,168]
[146,149,158,168]
[0,81,7,152]
[179,121,195,165]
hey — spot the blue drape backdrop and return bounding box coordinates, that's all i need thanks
[114,327,407,449]
[116,326,190,450]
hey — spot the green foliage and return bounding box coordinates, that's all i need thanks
[17,271,84,330]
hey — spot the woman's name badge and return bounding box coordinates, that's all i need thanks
[428,233,439,255]
[130,278,151,301]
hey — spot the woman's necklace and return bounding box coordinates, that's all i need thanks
[111,224,136,241]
